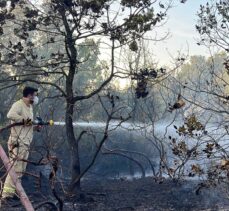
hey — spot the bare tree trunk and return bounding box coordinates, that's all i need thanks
[66,101,81,193]
[128,155,134,176]
[62,7,80,191]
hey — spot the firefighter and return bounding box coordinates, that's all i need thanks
[1,86,41,205]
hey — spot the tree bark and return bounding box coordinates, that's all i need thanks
[65,101,81,193]
[60,6,80,193]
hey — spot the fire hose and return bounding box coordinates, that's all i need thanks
[0,117,54,133]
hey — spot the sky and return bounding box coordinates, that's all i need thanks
[148,0,210,66]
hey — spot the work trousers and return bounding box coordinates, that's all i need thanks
[2,136,30,198]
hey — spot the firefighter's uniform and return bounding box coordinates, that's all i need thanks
[2,99,33,198]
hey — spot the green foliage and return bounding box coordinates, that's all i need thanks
[196,0,229,72]
[0,0,168,90]
[74,39,104,95]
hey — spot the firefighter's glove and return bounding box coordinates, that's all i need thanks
[23,118,33,126]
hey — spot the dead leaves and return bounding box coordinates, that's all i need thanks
[221,159,229,170]
[191,164,202,175]
[168,94,185,112]
[131,68,163,99]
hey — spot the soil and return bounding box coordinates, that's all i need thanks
[1,177,229,211]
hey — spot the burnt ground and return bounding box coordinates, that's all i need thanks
[1,177,229,211]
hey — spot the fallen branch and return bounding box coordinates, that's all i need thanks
[0,145,34,211]
[34,201,58,210]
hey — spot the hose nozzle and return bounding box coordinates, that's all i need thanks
[49,120,54,126]
[33,117,54,126]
